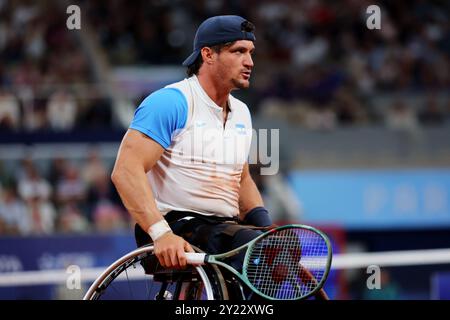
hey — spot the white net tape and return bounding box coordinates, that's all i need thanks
[1,248,450,287]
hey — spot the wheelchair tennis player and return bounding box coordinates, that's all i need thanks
[112,15,274,300]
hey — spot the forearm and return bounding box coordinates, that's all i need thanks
[238,174,264,221]
[112,165,163,232]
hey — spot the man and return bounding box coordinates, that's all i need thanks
[111,15,273,279]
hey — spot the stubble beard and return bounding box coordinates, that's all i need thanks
[231,77,250,90]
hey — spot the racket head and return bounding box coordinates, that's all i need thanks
[242,224,332,300]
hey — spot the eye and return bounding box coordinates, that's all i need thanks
[232,48,246,54]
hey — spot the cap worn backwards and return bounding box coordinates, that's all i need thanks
[182,15,256,67]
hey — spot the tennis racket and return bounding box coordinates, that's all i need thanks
[186,224,332,300]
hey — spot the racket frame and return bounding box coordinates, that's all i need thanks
[188,224,333,300]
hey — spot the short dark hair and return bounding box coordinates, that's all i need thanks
[186,41,235,77]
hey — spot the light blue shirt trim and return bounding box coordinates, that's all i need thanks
[130,88,188,149]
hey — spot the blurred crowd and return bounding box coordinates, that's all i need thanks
[0,0,89,88]
[0,89,115,133]
[0,0,113,133]
[0,152,130,236]
[0,0,448,134]
[81,0,449,129]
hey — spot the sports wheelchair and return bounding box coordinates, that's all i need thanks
[83,243,329,300]
[83,244,245,300]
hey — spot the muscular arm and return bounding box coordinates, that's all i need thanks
[111,129,164,231]
[238,162,264,221]
[111,129,193,268]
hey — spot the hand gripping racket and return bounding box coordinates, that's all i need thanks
[186,224,332,300]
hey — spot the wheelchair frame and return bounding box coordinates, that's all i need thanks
[83,244,242,300]
[83,243,329,300]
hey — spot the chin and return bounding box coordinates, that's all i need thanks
[232,79,250,90]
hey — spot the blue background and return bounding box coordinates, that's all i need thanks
[288,169,450,229]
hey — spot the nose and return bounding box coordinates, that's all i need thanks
[244,52,254,69]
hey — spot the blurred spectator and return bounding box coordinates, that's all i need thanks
[57,202,90,234]
[385,99,419,133]
[86,166,121,221]
[17,163,52,201]
[333,87,368,126]
[0,160,15,189]
[12,59,42,87]
[23,98,48,132]
[92,199,128,233]
[47,157,69,186]
[0,185,32,235]
[0,216,5,234]
[77,94,113,129]
[293,37,329,67]
[304,106,337,131]
[418,95,444,126]
[55,164,86,206]
[15,161,56,234]
[385,98,422,156]
[0,90,20,131]
[28,196,56,235]
[82,150,108,187]
[46,91,78,131]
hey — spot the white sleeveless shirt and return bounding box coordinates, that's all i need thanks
[142,75,253,218]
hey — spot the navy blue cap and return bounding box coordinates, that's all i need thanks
[182,15,256,67]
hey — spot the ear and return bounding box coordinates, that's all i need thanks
[200,47,215,65]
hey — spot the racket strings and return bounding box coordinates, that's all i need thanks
[244,228,329,299]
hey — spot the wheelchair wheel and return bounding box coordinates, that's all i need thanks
[83,245,226,300]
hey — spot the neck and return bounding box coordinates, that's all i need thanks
[196,72,230,109]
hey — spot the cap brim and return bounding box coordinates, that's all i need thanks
[182,49,200,67]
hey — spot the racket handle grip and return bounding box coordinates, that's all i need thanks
[185,253,207,265]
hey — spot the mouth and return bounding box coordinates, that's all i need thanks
[241,71,251,80]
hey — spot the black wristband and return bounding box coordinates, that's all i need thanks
[242,206,273,227]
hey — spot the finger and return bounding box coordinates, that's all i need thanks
[161,250,171,268]
[184,241,195,253]
[177,248,187,268]
[155,252,166,268]
[168,248,179,269]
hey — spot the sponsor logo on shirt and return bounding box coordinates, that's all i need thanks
[235,123,246,135]
[195,121,206,127]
